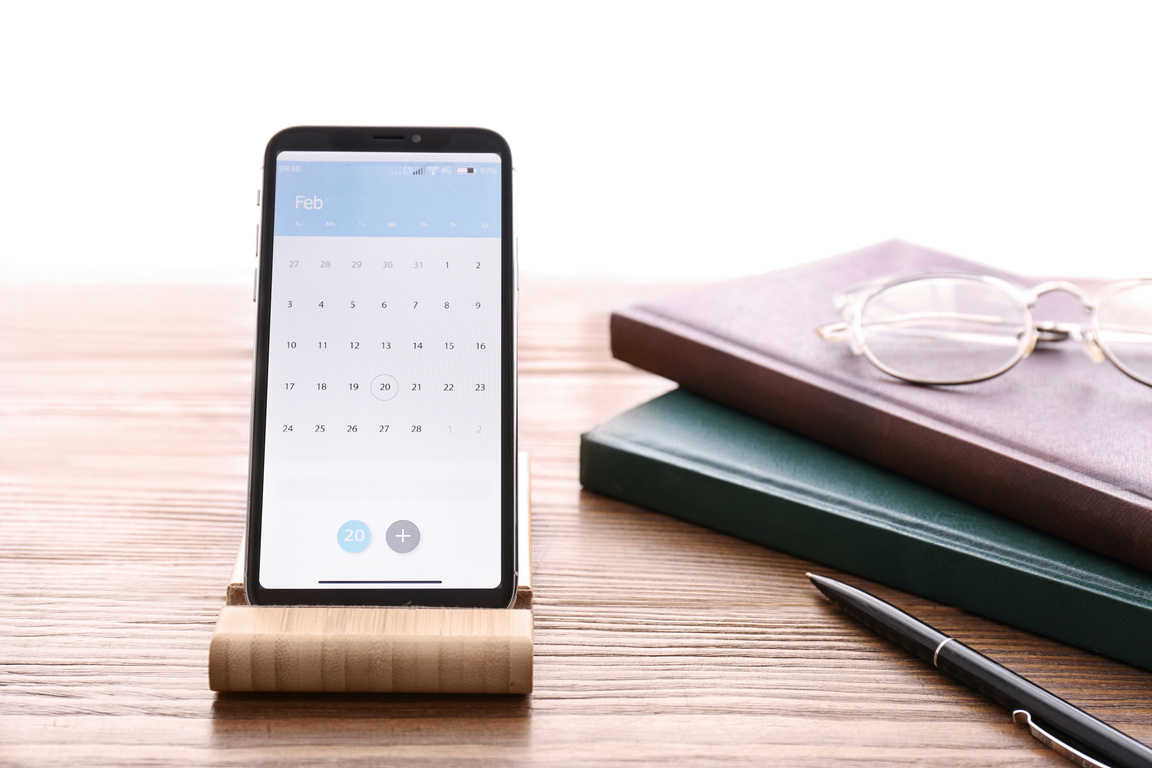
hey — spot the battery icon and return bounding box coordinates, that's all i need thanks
[456,167,475,174]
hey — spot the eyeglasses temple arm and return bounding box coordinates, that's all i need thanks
[816,321,850,341]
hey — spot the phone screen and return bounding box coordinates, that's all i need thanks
[251,143,511,601]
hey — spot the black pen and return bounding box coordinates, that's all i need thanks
[808,573,1152,768]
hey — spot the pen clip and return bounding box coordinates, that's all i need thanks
[1012,710,1112,768]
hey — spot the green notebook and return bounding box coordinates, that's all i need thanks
[580,389,1152,671]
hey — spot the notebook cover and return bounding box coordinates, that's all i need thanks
[610,240,1152,572]
[579,389,1152,671]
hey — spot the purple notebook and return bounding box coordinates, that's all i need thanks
[610,240,1152,572]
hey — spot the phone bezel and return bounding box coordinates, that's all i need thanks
[245,126,517,608]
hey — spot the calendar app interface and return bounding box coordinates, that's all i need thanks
[258,151,505,591]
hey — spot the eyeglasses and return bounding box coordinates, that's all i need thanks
[816,273,1152,386]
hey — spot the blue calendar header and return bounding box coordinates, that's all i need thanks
[273,152,501,238]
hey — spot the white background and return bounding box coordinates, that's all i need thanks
[3,1,1150,284]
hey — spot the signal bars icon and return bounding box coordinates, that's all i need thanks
[406,165,474,175]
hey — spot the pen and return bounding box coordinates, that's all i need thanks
[807,573,1152,768]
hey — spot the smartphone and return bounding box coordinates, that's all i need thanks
[245,126,516,608]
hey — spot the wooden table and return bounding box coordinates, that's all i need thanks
[2,279,1150,766]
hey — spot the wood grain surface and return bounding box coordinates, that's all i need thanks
[2,279,1150,766]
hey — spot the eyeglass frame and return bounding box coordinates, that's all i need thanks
[815,271,1152,387]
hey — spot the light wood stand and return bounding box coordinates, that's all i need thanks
[208,453,533,694]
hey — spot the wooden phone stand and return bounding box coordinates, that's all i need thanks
[208,454,533,694]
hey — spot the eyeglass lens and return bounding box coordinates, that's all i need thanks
[1096,283,1152,385]
[859,277,1029,384]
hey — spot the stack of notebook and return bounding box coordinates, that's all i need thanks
[579,240,1152,671]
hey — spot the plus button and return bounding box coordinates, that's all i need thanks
[385,520,421,553]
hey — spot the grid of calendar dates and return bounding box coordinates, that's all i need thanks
[264,235,503,464]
